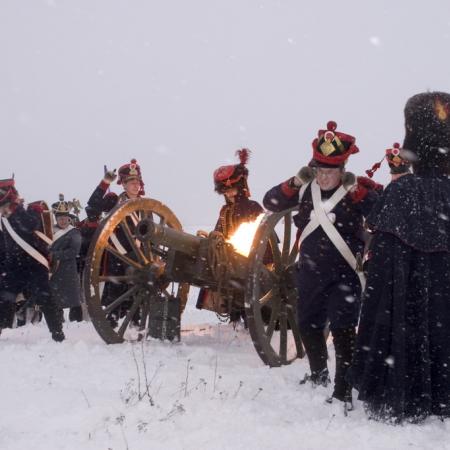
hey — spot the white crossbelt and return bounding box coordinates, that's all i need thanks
[0,214,50,270]
[110,233,128,255]
[51,225,74,244]
[34,230,52,245]
[34,224,75,248]
[298,181,366,290]
[298,182,349,244]
[108,213,141,255]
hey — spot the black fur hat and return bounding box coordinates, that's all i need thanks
[403,91,450,175]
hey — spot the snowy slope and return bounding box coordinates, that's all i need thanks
[1,289,449,450]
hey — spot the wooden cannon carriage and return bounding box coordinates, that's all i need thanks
[83,198,304,367]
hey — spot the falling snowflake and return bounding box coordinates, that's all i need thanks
[345,295,356,303]
[369,36,381,47]
[385,356,395,367]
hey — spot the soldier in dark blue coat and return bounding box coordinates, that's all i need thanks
[0,180,64,341]
[85,160,145,325]
[263,122,381,409]
[349,92,450,422]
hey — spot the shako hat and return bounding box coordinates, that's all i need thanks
[312,121,359,167]
[117,158,145,195]
[385,142,411,174]
[366,142,411,178]
[52,194,72,216]
[213,149,251,196]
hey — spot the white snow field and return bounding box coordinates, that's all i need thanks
[1,289,449,450]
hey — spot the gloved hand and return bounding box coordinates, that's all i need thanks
[356,176,383,192]
[291,166,314,188]
[342,171,356,190]
[103,168,117,184]
[349,176,384,203]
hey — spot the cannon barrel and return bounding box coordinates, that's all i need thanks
[136,218,203,256]
[136,218,255,284]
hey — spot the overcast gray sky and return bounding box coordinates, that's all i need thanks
[1,0,449,227]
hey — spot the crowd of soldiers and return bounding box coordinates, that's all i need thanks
[0,159,144,339]
[0,91,449,424]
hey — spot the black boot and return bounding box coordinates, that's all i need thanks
[69,306,83,322]
[41,303,65,342]
[330,327,356,404]
[51,330,65,342]
[0,301,16,329]
[300,368,331,387]
[299,326,330,387]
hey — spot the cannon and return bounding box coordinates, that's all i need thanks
[83,198,304,367]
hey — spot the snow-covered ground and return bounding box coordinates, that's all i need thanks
[1,288,449,450]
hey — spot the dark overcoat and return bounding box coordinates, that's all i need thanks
[49,226,82,308]
[349,174,450,422]
[0,205,63,333]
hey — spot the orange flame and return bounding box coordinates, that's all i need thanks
[227,213,264,257]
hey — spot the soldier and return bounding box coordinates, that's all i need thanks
[0,179,64,341]
[49,195,82,322]
[212,149,263,238]
[87,158,144,215]
[349,92,450,422]
[86,159,145,325]
[196,149,265,323]
[263,121,381,411]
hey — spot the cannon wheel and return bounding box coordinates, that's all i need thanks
[245,207,305,367]
[83,198,190,344]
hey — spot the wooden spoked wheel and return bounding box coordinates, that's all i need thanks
[245,207,304,367]
[83,198,189,344]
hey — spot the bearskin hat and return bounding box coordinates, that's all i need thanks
[0,178,19,207]
[403,92,450,175]
[117,159,145,195]
[312,121,359,167]
[213,149,251,196]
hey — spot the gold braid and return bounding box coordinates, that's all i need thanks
[219,204,235,239]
